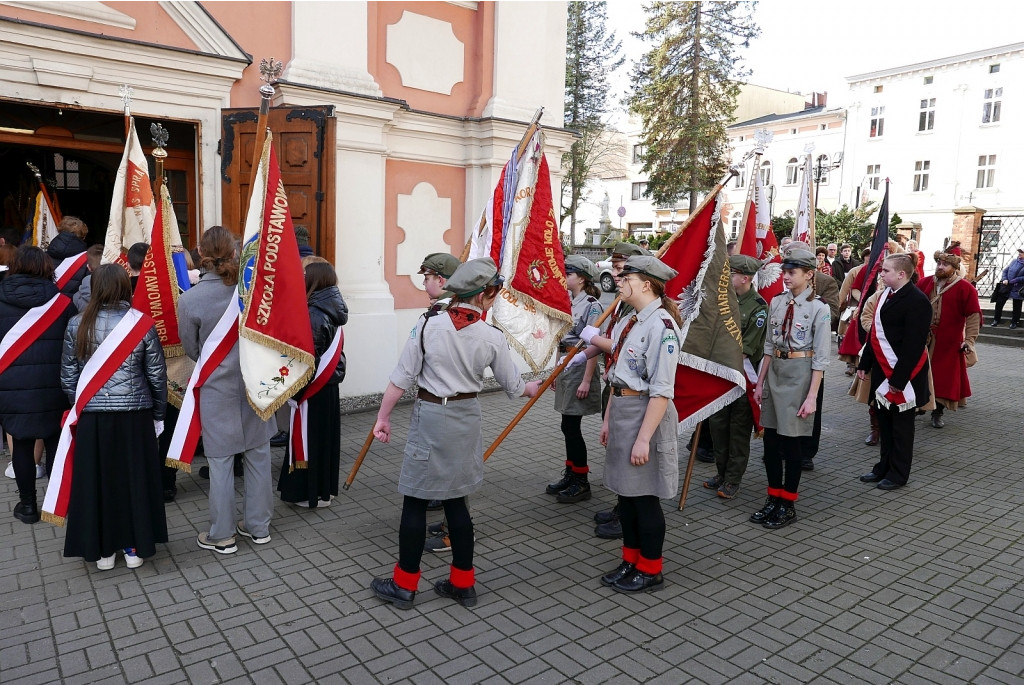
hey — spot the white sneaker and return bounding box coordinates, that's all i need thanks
[235,523,271,544]
[35,464,45,479]
[96,555,116,571]
[4,461,13,479]
[123,548,143,569]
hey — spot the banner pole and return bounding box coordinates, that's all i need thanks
[342,430,377,491]
[678,422,701,510]
[246,58,283,202]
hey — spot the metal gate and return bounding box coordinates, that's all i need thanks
[975,214,1024,297]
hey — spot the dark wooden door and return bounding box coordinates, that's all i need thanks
[221,106,336,262]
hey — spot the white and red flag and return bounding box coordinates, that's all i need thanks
[661,190,747,432]
[738,166,784,303]
[103,118,155,267]
[237,132,315,419]
[31,187,60,250]
[467,129,572,371]
[793,150,816,247]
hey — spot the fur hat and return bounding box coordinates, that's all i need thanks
[934,252,962,269]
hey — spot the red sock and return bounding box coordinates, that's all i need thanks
[571,465,589,474]
[393,564,421,592]
[778,490,798,502]
[621,547,640,564]
[636,556,663,574]
[449,565,474,589]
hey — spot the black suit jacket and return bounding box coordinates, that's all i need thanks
[858,284,933,405]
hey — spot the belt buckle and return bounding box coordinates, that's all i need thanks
[441,396,448,406]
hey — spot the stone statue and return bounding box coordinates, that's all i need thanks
[600,192,610,220]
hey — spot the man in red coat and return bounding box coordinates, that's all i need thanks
[917,252,981,428]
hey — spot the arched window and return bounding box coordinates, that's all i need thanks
[785,157,799,185]
[759,160,772,186]
[730,211,742,240]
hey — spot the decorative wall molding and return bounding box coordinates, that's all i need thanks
[158,1,248,60]
[385,11,463,95]
[1,1,136,30]
[396,181,452,290]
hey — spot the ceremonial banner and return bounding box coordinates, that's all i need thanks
[793,153,815,247]
[31,189,59,250]
[838,180,891,360]
[238,133,315,419]
[103,118,155,266]
[738,167,784,303]
[468,130,572,371]
[132,185,183,358]
[661,192,746,432]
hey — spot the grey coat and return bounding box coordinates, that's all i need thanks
[61,304,167,419]
[177,273,274,458]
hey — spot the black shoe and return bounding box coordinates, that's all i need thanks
[370,577,416,610]
[163,488,177,503]
[433,579,477,607]
[600,561,635,587]
[556,475,591,503]
[930,413,945,429]
[801,459,814,471]
[696,447,715,463]
[989,320,1000,327]
[749,496,779,523]
[595,520,623,539]
[270,430,289,448]
[427,521,446,537]
[426,499,443,511]
[613,569,664,593]
[877,478,904,491]
[1011,323,1019,330]
[859,472,882,483]
[199,466,210,479]
[594,506,618,524]
[763,502,796,530]
[13,501,40,524]
[546,466,573,495]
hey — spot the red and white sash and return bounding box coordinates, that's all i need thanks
[743,357,762,433]
[869,288,928,412]
[287,327,344,472]
[165,299,239,472]
[42,309,153,526]
[54,252,88,291]
[0,293,72,376]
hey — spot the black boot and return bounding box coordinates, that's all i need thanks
[600,561,635,587]
[763,500,797,529]
[930,408,945,429]
[613,569,664,593]
[594,519,623,539]
[13,490,39,524]
[749,495,779,524]
[370,577,416,610]
[594,505,619,524]
[556,473,591,503]
[545,465,572,495]
[434,579,478,607]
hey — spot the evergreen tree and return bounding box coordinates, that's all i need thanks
[562,1,623,244]
[628,2,759,213]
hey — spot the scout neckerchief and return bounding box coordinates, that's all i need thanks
[287,327,344,472]
[42,309,154,525]
[165,298,239,472]
[869,286,928,412]
[0,293,72,376]
[608,315,638,372]
[54,251,87,291]
[780,293,798,355]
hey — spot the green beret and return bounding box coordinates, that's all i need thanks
[564,254,598,281]
[780,248,816,270]
[419,252,461,279]
[729,254,761,276]
[446,258,503,296]
[610,242,647,259]
[620,255,678,283]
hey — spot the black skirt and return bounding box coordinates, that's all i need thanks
[63,409,168,562]
[278,385,341,507]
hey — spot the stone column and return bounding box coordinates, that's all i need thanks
[952,206,986,281]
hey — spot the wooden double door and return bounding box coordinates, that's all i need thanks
[220,106,336,262]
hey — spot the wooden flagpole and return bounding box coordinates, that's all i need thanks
[119,84,133,140]
[678,423,703,510]
[247,58,283,199]
[151,123,169,198]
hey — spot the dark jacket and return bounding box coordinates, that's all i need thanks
[832,256,860,286]
[46,232,89,296]
[308,286,348,385]
[0,275,77,439]
[858,284,933,407]
[1000,258,1024,300]
[61,303,167,419]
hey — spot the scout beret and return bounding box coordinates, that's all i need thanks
[620,255,678,283]
[564,254,598,281]
[446,258,503,296]
[728,254,761,276]
[780,248,816,270]
[610,241,648,259]
[418,252,461,278]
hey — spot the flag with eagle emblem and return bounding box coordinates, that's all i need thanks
[739,167,784,303]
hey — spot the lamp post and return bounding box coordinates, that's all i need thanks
[813,154,843,209]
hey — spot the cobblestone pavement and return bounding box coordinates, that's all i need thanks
[3,342,1024,684]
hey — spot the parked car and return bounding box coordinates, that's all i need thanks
[595,259,617,293]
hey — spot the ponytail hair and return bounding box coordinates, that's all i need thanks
[638,274,683,327]
[198,225,239,286]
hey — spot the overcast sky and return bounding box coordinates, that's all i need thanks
[605,0,1023,109]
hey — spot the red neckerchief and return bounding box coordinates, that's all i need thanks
[609,315,638,371]
[448,306,481,331]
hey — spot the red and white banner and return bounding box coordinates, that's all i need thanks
[54,252,87,291]
[165,299,239,472]
[31,189,60,250]
[738,165,784,303]
[467,129,572,371]
[103,118,155,266]
[287,327,344,472]
[42,309,153,526]
[0,293,72,376]
[869,287,927,412]
[793,152,815,247]
[237,133,315,419]
[132,184,183,358]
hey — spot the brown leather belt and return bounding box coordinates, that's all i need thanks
[612,386,648,397]
[417,389,478,404]
[773,350,814,359]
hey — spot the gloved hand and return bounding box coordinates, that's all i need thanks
[580,325,601,345]
[565,351,589,368]
[154,420,165,438]
[188,269,201,285]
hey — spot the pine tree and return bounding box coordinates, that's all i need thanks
[628,1,759,213]
[562,1,623,244]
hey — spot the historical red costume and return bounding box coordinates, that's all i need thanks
[916,271,981,409]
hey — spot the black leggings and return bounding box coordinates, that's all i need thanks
[763,428,803,495]
[617,495,665,561]
[560,414,587,469]
[12,436,58,497]
[399,496,473,574]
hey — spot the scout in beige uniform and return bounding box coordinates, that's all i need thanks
[751,249,830,529]
[596,255,681,594]
[546,255,605,503]
[370,258,540,610]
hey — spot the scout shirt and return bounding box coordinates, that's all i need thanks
[764,287,831,372]
[737,287,768,366]
[561,291,604,350]
[607,299,681,398]
[390,304,527,398]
